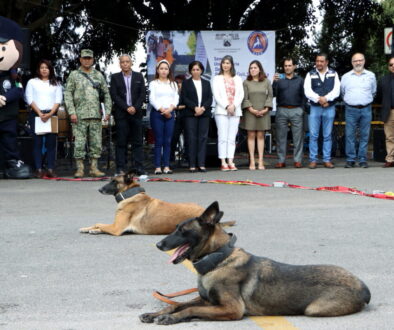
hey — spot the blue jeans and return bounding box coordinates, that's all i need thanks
[308,105,335,162]
[29,112,57,170]
[150,109,175,168]
[345,105,371,163]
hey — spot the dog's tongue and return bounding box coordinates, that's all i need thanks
[169,243,190,263]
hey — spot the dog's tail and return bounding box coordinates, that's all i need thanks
[220,220,236,227]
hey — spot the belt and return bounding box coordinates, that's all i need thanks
[33,109,52,116]
[345,103,371,109]
[279,105,299,109]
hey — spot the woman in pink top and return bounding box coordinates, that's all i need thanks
[211,55,244,171]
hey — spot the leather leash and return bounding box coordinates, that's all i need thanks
[152,288,198,305]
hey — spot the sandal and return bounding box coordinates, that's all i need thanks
[258,161,265,170]
[154,168,162,175]
[221,165,230,171]
[228,164,238,171]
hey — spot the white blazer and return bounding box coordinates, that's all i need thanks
[212,75,244,116]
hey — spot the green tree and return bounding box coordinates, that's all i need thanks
[2,0,318,78]
[316,0,383,75]
[1,0,142,77]
[365,0,394,78]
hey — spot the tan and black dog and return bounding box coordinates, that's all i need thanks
[80,172,234,236]
[140,201,371,325]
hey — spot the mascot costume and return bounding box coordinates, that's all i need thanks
[0,16,32,179]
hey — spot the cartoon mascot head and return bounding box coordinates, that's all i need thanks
[0,16,23,72]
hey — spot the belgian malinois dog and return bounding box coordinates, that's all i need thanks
[79,172,234,236]
[140,201,371,325]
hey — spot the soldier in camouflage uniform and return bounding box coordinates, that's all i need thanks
[64,49,112,178]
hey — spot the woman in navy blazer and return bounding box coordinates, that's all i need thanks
[181,61,213,172]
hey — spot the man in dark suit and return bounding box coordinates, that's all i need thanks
[110,55,146,175]
[377,55,394,168]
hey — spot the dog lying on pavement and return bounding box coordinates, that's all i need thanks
[79,172,234,236]
[140,201,371,325]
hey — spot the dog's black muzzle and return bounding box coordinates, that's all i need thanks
[156,233,188,251]
[99,181,117,195]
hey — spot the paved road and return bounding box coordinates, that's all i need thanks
[1,161,394,329]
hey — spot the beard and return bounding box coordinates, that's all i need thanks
[353,65,364,73]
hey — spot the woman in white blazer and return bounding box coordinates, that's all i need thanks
[212,55,244,171]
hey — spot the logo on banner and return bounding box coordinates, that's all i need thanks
[247,31,268,55]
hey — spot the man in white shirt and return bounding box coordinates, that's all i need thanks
[304,53,340,169]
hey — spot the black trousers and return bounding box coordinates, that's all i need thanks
[115,116,144,171]
[184,116,210,168]
[0,119,20,161]
[170,113,188,161]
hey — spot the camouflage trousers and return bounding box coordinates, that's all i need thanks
[72,119,102,159]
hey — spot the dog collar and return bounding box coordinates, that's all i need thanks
[193,234,237,275]
[115,187,145,203]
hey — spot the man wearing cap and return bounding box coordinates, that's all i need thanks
[0,16,32,179]
[64,49,112,178]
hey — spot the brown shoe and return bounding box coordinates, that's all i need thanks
[383,162,394,168]
[294,162,303,168]
[35,169,45,178]
[275,162,286,168]
[46,169,57,178]
[324,161,335,169]
[308,161,317,169]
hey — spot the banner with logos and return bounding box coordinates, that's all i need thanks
[146,31,276,82]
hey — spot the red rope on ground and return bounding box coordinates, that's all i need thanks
[42,176,109,182]
[147,177,394,201]
[39,176,394,200]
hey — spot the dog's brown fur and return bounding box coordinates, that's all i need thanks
[140,201,371,325]
[79,172,234,236]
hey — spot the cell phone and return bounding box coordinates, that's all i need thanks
[278,73,285,79]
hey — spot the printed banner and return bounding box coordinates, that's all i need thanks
[146,30,276,82]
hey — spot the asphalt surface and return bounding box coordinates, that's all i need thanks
[1,158,394,330]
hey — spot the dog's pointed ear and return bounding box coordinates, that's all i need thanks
[199,201,223,225]
[124,170,136,184]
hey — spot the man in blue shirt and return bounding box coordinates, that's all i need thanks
[341,53,376,168]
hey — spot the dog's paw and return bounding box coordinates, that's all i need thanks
[139,313,156,323]
[79,227,90,233]
[155,314,178,325]
[88,229,102,235]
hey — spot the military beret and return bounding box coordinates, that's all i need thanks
[80,49,94,58]
[0,16,23,43]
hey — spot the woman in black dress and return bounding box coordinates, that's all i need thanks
[181,61,213,172]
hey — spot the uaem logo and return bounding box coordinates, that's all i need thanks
[247,31,268,55]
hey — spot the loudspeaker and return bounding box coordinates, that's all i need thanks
[373,128,386,162]
[20,28,31,70]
